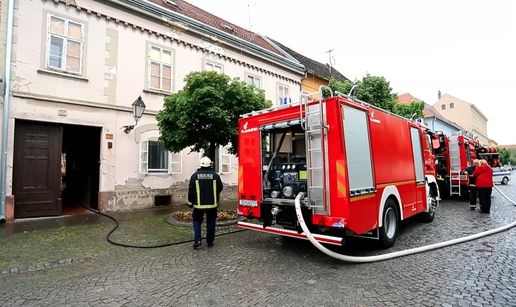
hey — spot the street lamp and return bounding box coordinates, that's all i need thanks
[123,96,146,134]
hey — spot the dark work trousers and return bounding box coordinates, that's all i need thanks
[192,208,217,244]
[478,188,492,213]
[469,186,478,209]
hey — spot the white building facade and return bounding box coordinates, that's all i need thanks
[1,0,304,220]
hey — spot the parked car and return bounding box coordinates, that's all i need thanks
[493,167,511,185]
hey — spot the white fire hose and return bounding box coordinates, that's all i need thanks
[294,185,516,263]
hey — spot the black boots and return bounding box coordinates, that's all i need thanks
[193,241,201,248]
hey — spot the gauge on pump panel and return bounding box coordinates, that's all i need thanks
[291,165,296,170]
[281,165,286,170]
[286,165,291,170]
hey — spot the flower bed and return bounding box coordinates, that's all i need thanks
[166,210,246,228]
[174,210,238,222]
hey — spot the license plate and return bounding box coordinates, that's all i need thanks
[239,199,258,207]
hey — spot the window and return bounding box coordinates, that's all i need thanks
[46,15,84,74]
[425,134,432,152]
[217,146,232,174]
[277,84,290,105]
[246,74,261,93]
[149,45,173,92]
[139,140,182,174]
[148,140,169,173]
[205,61,223,73]
[441,104,446,110]
[450,103,454,109]
[197,146,231,174]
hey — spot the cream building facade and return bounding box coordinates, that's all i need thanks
[0,0,305,221]
[433,94,489,144]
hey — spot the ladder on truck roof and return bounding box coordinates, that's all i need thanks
[300,86,332,215]
[449,131,462,196]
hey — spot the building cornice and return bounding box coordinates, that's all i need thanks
[471,104,489,121]
[53,0,303,85]
[12,91,160,115]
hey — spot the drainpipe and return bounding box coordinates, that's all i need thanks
[0,0,15,223]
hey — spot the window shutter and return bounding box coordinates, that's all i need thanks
[216,146,222,174]
[221,146,231,174]
[139,140,148,174]
[169,151,183,174]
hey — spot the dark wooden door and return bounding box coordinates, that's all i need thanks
[13,121,63,218]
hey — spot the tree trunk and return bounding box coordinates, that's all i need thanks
[209,142,216,171]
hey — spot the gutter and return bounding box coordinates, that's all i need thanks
[0,0,15,222]
[101,0,305,75]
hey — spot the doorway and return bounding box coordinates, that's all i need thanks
[61,124,101,215]
[13,120,101,218]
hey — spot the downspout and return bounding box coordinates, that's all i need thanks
[0,0,15,222]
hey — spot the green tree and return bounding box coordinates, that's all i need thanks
[325,74,424,119]
[393,100,425,119]
[156,71,272,165]
[498,147,510,165]
[498,147,516,165]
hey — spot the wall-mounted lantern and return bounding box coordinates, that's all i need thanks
[123,96,146,134]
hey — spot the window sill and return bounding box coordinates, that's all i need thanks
[37,69,89,82]
[146,173,183,177]
[143,88,173,96]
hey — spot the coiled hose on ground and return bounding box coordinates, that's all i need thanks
[294,185,516,263]
[81,205,245,249]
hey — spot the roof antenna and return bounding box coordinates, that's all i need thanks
[248,4,255,31]
[325,49,335,73]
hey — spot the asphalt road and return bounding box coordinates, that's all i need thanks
[1,182,515,307]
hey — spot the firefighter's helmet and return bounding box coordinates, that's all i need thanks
[199,157,212,168]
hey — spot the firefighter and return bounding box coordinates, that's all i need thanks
[188,156,224,249]
[463,159,479,210]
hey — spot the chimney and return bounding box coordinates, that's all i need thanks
[438,90,441,99]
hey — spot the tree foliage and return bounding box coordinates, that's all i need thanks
[393,100,425,119]
[498,147,516,165]
[325,74,424,119]
[156,71,272,163]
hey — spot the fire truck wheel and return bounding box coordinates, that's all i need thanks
[379,198,399,249]
[420,188,437,223]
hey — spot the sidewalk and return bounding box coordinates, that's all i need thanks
[0,201,237,235]
[0,202,238,275]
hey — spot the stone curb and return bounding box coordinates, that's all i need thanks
[164,213,248,228]
[0,248,139,278]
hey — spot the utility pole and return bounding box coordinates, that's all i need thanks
[325,49,335,73]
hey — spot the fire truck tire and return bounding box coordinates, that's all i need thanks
[420,189,436,223]
[379,198,399,249]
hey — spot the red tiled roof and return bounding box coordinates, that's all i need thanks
[397,93,415,104]
[499,145,516,150]
[148,0,285,57]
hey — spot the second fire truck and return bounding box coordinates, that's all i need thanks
[431,130,501,198]
[236,87,439,249]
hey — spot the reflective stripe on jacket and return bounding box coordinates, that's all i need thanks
[188,168,224,209]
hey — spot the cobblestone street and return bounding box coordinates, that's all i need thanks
[1,182,515,307]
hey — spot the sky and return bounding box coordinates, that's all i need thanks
[186,0,516,145]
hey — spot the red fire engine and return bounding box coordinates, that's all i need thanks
[432,131,501,197]
[236,86,439,248]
